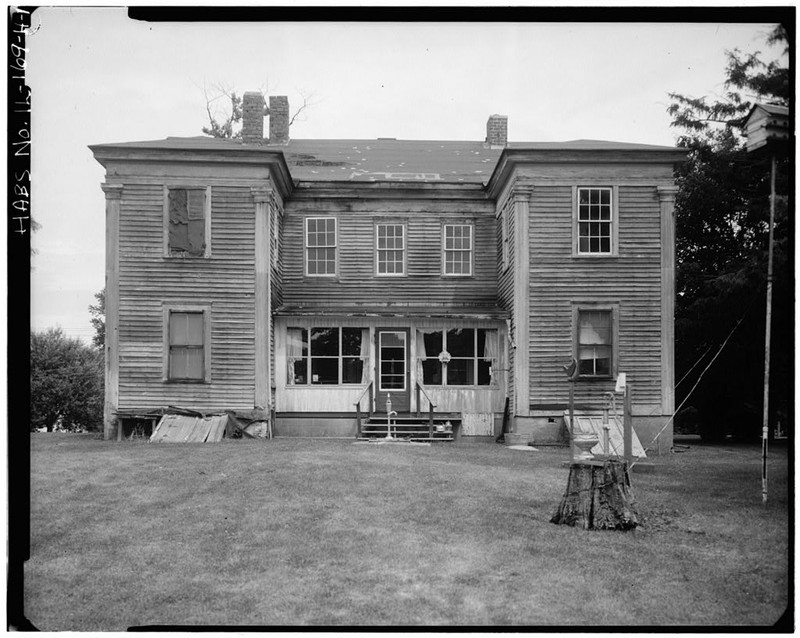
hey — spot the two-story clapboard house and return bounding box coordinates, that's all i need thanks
[91,93,684,448]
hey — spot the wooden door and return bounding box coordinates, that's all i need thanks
[375,329,410,412]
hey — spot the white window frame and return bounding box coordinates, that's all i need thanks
[573,186,618,257]
[418,327,497,387]
[375,223,407,277]
[304,217,338,277]
[442,223,474,277]
[287,326,367,386]
[163,185,212,258]
[162,303,212,383]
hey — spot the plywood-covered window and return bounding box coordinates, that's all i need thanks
[287,327,369,385]
[305,217,337,276]
[443,224,473,276]
[576,309,613,377]
[417,328,497,386]
[576,187,614,255]
[376,223,405,276]
[166,187,210,257]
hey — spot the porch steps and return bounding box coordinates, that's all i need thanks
[360,413,462,443]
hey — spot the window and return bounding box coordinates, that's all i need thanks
[443,224,473,276]
[577,309,613,377]
[305,217,337,276]
[376,224,405,276]
[166,310,207,381]
[287,327,368,385]
[166,187,210,257]
[576,187,613,255]
[417,328,498,386]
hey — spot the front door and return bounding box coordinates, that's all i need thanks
[375,328,410,412]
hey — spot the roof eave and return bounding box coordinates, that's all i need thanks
[89,144,295,198]
[486,146,689,199]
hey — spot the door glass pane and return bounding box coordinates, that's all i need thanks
[379,332,406,391]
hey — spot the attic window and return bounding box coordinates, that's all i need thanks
[166,186,211,257]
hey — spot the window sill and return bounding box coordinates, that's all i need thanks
[571,254,618,260]
[164,379,210,384]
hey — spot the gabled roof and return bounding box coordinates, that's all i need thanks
[90,135,684,186]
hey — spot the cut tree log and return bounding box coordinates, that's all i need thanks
[550,460,638,531]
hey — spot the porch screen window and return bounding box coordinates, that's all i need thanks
[376,224,405,275]
[418,328,496,386]
[287,327,366,385]
[168,188,207,256]
[577,310,612,377]
[577,187,613,254]
[443,224,473,276]
[168,311,205,381]
[305,217,337,276]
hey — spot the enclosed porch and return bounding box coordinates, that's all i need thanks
[272,308,508,439]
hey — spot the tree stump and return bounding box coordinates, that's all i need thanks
[550,460,638,531]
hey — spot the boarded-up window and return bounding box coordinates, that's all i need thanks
[443,224,473,276]
[577,310,612,377]
[168,188,206,256]
[169,311,205,380]
[305,217,337,275]
[577,187,613,254]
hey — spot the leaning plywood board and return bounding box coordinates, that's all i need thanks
[151,414,227,443]
[563,412,646,459]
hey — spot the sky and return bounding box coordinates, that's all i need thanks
[25,7,787,343]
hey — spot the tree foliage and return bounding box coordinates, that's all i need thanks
[89,288,106,350]
[669,25,791,440]
[31,328,104,432]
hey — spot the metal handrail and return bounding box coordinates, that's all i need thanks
[354,381,374,439]
[415,382,437,439]
[415,382,437,412]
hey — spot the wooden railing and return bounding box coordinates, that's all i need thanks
[354,381,374,438]
[415,382,437,440]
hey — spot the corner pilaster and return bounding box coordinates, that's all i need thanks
[252,187,273,411]
[101,183,123,440]
[513,182,533,418]
[658,185,678,415]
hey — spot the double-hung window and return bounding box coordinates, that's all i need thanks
[305,217,337,276]
[376,223,405,276]
[287,327,369,385]
[165,186,211,257]
[443,224,473,276]
[576,187,614,255]
[165,307,210,382]
[576,308,614,377]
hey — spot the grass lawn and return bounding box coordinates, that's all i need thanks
[24,433,790,629]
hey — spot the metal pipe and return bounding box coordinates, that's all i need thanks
[762,154,776,505]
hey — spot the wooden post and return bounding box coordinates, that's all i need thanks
[355,403,362,439]
[568,379,575,461]
[623,384,633,467]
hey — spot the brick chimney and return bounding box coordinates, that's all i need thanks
[269,96,290,145]
[486,114,508,147]
[241,92,266,144]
